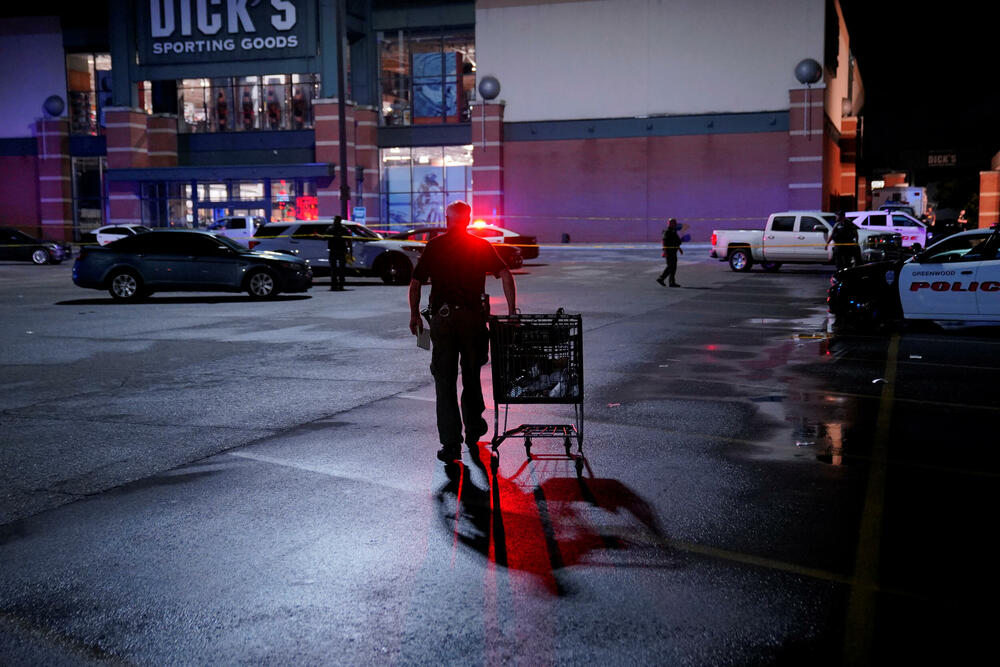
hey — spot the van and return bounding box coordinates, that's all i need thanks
[206,215,264,246]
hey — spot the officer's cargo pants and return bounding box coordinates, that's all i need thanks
[429,308,488,446]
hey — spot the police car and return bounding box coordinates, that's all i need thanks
[846,210,929,249]
[828,227,1000,326]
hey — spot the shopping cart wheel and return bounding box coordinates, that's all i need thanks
[524,436,532,459]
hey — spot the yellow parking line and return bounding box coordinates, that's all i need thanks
[844,333,899,664]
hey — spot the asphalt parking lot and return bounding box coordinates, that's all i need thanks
[2,246,999,665]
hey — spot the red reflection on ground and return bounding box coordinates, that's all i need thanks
[441,443,666,596]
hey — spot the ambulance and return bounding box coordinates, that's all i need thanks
[828,227,1000,326]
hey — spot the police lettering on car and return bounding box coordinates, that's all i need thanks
[828,227,1000,326]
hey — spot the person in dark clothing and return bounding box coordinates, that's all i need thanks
[408,201,517,463]
[327,216,349,291]
[827,211,861,270]
[656,218,683,287]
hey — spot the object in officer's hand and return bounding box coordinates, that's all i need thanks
[417,328,431,350]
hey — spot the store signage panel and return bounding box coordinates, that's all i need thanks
[137,0,315,65]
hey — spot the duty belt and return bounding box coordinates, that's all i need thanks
[430,303,483,318]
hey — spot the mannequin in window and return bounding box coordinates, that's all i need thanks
[216,91,228,131]
[266,89,282,130]
[291,88,307,129]
[241,91,254,130]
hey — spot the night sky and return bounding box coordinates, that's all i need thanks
[842,1,998,209]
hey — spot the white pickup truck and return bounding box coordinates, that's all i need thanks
[710,211,902,272]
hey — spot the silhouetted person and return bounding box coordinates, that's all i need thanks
[327,216,348,291]
[408,200,517,463]
[656,218,683,287]
[827,211,860,270]
[958,209,970,230]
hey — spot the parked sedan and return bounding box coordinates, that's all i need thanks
[467,222,539,259]
[72,230,312,301]
[387,225,524,269]
[0,227,72,264]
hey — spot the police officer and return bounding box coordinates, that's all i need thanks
[408,201,517,463]
[827,211,860,270]
[327,216,348,291]
[656,218,684,287]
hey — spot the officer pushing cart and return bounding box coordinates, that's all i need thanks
[408,201,517,464]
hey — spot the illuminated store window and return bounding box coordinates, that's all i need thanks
[178,74,319,133]
[66,54,112,135]
[136,178,318,227]
[377,30,475,127]
[379,145,473,229]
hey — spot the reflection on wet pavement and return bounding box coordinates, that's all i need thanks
[435,444,674,596]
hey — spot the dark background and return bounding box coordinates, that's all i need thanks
[841,1,997,217]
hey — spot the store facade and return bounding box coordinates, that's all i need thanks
[102,0,480,237]
[0,1,480,241]
[3,0,861,243]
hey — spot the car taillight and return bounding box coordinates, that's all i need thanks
[711,233,717,246]
[78,246,89,260]
[248,240,259,249]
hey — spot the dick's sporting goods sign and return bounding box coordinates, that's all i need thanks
[137,0,315,65]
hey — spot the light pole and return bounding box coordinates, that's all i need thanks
[795,58,822,140]
[477,75,500,150]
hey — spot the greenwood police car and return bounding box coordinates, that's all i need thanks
[827,227,1000,326]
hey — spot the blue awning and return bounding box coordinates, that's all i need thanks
[106,163,335,182]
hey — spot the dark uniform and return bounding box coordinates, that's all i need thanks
[830,217,861,270]
[412,231,507,451]
[327,217,349,290]
[657,221,683,286]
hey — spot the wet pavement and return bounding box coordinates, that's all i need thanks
[1,248,998,665]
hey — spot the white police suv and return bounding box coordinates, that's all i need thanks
[828,227,1000,326]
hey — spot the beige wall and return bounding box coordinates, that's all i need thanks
[476,0,826,122]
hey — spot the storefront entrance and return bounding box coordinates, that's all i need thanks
[136,177,320,228]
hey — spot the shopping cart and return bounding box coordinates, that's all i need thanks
[489,308,584,471]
